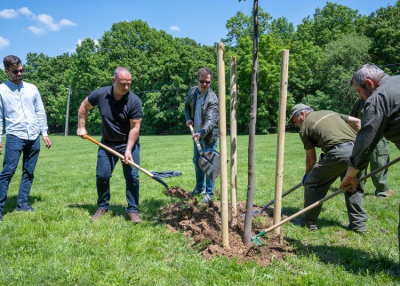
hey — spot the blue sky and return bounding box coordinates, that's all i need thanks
[0,0,397,66]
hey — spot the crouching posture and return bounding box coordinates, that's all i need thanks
[288,104,367,233]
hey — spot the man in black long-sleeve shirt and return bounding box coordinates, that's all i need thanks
[340,64,400,271]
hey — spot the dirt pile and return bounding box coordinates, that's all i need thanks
[160,186,294,265]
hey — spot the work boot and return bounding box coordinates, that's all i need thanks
[127,211,142,223]
[91,208,107,221]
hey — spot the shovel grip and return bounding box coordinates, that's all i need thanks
[188,125,204,155]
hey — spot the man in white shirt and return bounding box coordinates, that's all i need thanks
[0,55,51,221]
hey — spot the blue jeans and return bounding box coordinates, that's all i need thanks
[193,139,218,196]
[0,135,41,211]
[96,142,140,213]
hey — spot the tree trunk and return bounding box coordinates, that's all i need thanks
[243,0,258,245]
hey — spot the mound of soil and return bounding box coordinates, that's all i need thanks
[160,186,294,265]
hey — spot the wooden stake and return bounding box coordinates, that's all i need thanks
[273,49,289,235]
[230,56,238,225]
[217,42,229,248]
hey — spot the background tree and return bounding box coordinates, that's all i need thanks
[296,2,367,48]
[365,0,400,74]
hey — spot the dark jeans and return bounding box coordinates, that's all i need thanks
[193,139,218,196]
[303,146,367,232]
[96,142,140,213]
[0,135,41,211]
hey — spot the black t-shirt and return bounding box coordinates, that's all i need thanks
[88,86,143,145]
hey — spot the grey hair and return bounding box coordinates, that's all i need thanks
[3,55,22,70]
[350,64,386,88]
[295,107,313,117]
[113,66,131,79]
[197,67,213,81]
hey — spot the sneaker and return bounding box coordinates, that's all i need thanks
[191,188,206,195]
[91,208,107,221]
[292,218,318,231]
[202,194,213,203]
[16,205,34,212]
[127,211,142,223]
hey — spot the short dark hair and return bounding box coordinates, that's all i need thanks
[3,55,22,70]
[197,67,213,81]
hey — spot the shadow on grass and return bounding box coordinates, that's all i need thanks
[289,237,400,277]
[2,195,42,215]
[266,206,354,231]
[66,196,168,222]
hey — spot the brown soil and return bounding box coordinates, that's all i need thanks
[160,186,294,265]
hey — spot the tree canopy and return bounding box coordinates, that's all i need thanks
[2,1,398,135]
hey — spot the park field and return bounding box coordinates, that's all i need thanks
[0,133,399,285]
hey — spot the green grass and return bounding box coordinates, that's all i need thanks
[0,133,400,285]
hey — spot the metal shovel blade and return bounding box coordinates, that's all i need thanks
[198,149,220,181]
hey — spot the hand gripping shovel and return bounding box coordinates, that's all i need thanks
[84,135,168,190]
[240,182,302,219]
[251,156,400,246]
[188,125,220,181]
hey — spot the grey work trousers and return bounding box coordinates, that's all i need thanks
[303,145,367,232]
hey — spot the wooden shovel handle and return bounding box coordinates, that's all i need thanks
[188,125,204,156]
[84,134,153,177]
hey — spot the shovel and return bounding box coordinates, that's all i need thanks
[188,125,220,181]
[240,182,302,219]
[84,135,169,190]
[251,156,400,246]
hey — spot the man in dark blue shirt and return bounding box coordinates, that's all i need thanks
[77,67,143,223]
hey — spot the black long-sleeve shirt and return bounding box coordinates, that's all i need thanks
[349,75,400,170]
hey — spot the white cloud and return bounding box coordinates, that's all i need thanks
[18,7,33,17]
[28,26,47,36]
[37,14,61,31]
[0,8,19,19]
[0,7,77,36]
[169,26,181,32]
[0,36,10,49]
[60,19,76,28]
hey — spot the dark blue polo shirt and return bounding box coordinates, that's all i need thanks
[88,86,143,145]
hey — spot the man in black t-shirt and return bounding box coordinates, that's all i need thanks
[77,67,143,223]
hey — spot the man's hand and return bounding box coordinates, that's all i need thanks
[186,120,193,127]
[43,136,52,149]
[77,127,88,139]
[340,167,360,192]
[123,149,133,165]
[192,133,201,141]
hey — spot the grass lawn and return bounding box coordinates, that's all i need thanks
[0,133,399,285]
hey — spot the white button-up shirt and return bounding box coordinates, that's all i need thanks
[0,80,49,142]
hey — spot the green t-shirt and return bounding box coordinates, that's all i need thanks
[299,110,356,153]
